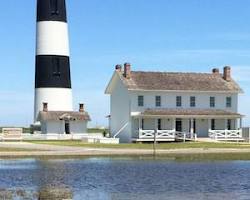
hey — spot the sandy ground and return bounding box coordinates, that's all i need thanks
[1,142,250,157]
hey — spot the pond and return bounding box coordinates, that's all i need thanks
[0,157,250,200]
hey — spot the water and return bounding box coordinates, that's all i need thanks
[0,157,250,200]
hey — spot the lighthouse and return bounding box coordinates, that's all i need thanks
[34,0,73,121]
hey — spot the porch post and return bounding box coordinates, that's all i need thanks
[172,118,176,132]
[225,118,228,138]
[138,117,141,138]
[240,117,243,129]
[139,117,141,130]
[234,118,237,130]
[190,118,194,139]
[208,119,211,137]
[155,118,158,139]
[208,119,211,130]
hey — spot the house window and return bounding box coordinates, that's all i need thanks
[211,119,215,130]
[190,96,196,107]
[210,97,215,108]
[155,96,161,107]
[176,96,182,107]
[157,119,162,130]
[226,97,232,108]
[227,119,231,130]
[138,96,144,107]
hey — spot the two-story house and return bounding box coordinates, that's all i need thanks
[105,63,244,143]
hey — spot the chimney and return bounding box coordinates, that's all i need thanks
[115,64,122,72]
[79,103,85,112]
[223,66,231,81]
[212,68,220,75]
[124,63,131,79]
[43,102,48,112]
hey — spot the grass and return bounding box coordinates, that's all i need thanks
[27,140,250,149]
[87,128,107,134]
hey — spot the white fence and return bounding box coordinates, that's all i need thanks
[157,130,175,139]
[139,130,155,139]
[242,127,250,142]
[0,132,119,143]
[138,129,193,141]
[22,133,89,140]
[209,129,243,141]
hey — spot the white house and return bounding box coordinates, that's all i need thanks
[105,63,244,143]
[37,103,90,135]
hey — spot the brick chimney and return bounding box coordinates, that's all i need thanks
[115,64,122,72]
[79,103,85,112]
[43,102,48,112]
[223,66,231,81]
[124,63,131,79]
[212,68,220,75]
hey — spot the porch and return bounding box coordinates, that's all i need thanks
[131,109,243,142]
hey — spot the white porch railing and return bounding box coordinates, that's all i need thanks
[139,129,155,139]
[156,130,175,139]
[209,129,243,140]
[138,129,194,141]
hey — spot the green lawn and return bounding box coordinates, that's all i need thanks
[27,141,250,149]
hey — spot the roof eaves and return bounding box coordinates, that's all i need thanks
[127,88,242,93]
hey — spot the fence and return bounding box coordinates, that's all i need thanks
[242,127,250,143]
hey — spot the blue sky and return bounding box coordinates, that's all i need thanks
[0,0,249,127]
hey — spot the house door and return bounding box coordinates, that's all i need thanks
[65,121,71,134]
[176,119,182,132]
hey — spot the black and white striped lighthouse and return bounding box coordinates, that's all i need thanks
[34,0,73,121]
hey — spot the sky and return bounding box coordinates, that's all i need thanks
[0,0,249,127]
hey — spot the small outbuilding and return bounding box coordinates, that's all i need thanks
[37,103,90,135]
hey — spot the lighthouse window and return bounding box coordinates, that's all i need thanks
[53,57,61,77]
[50,0,59,15]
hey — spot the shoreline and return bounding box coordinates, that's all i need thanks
[2,147,250,159]
[1,142,250,160]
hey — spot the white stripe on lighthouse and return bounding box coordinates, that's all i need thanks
[36,21,70,56]
[34,88,73,120]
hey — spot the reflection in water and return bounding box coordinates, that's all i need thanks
[36,159,74,199]
[0,158,250,199]
[38,186,73,200]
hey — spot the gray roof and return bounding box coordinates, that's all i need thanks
[140,108,242,118]
[38,111,91,121]
[119,71,242,92]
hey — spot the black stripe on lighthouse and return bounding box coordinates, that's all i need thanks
[35,0,71,89]
[35,55,71,88]
[37,0,67,22]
